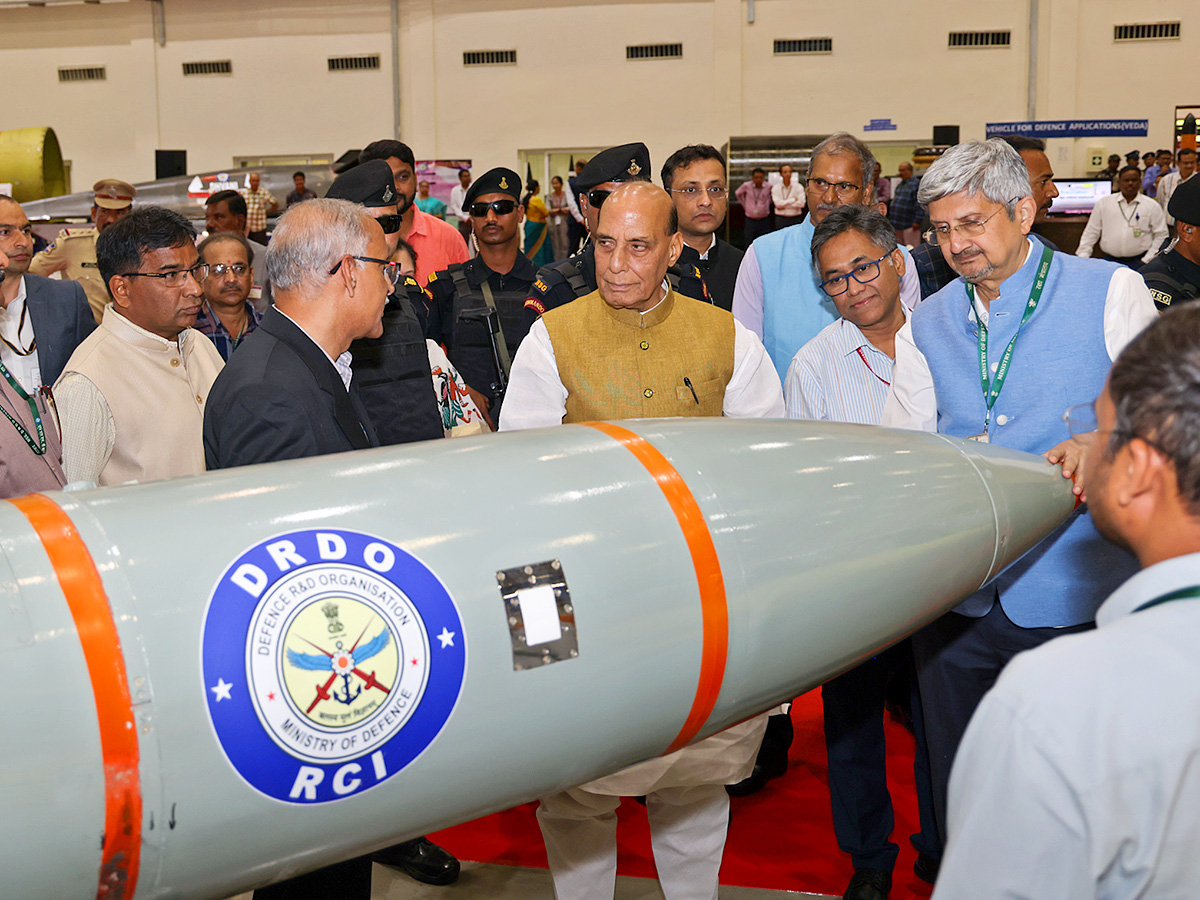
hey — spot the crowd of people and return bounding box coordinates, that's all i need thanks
[1,128,1199,900]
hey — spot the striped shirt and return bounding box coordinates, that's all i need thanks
[784,313,904,424]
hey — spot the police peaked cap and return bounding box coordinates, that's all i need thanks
[325,160,397,208]
[575,143,651,192]
[463,167,522,207]
[93,179,136,209]
[1168,175,1200,227]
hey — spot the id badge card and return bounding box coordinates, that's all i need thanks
[1133,228,1143,238]
[967,431,990,443]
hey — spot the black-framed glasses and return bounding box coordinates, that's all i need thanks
[374,214,404,234]
[468,199,517,217]
[587,189,613,209]
[924,201,1017,245]
[206,263,249,278]
[669,186,728,199]
[328,255,403,289]
[805,176,863,197]
[119,262,208,287]
[819,253,891,297]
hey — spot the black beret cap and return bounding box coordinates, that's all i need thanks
[575,142,651,192]
[1168,175,1200,226]
[325,160,397,208]
[463,167,522,207]
[1125,150,1141,160]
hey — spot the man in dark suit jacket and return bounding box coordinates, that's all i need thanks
[203,198,386,470]
[0,195,95,389]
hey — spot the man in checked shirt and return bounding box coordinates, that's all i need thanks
[785,205,939,900]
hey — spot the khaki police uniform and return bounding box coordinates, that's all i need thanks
[28,227,107,324]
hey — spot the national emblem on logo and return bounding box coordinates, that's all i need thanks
[201,529,466,803]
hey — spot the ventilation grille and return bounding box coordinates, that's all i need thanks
[183,60,232,76]
[627,43,682,60]
[328,55,381,72]
[463,50,517,66]
[1114,22,1180,41]
[58,66,106,83]
[774,38,833,55]
[948,30,1012,48]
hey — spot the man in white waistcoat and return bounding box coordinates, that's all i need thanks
[55,207,224,485]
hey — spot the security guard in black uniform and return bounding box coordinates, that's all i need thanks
[425,167,539,426]
[522,142,710,331]
[1141,175,1200,311]
[325,161,446,448]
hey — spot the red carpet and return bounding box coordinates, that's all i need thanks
[430,690,934,898]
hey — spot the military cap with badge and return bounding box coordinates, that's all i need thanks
[1141,175,1200,310]
[576,142,652,213]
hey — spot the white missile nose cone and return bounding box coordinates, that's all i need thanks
[945,436,1079,585]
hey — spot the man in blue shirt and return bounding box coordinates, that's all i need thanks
[787,206,940,900]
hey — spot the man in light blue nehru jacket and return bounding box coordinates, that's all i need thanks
[881,138,1159,849]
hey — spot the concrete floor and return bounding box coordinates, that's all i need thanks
[226,861,837,899]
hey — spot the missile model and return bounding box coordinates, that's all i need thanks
[0,419,1077,900]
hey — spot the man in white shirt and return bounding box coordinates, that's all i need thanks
[448,168,473,245]
[881,138,1158,852]
[1076,165,1169,268]
[934,305,1200,900]
[770,163,805,226]
[501,182,781,900]
[787,206,940,900]
[1157,148,1196,226]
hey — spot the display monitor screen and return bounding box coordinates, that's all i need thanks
[1049,179,1114,216]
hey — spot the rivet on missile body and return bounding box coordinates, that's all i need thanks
[517,635,526,644]
[552,560,561,570]
[523,566,533,575]
[508,616,518,626]
[509,597,519,607]
[496,572,505,583]
[563,604,573,613]
[569,650,578,658]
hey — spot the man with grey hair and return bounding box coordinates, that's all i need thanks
[733,132,922,384]
[204,198,390,470]
[881,138,1158,848]
[788,205,940,899]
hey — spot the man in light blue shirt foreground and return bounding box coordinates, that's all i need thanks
[935,304,1200,899]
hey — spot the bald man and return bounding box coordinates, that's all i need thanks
[500,183,782,900]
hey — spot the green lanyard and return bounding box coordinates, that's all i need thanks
[0,359,46,456]
[1133,585,1200,614]
[967,244,1054,435]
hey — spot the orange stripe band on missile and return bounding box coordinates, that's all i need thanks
[8,493,141,900]
[581,422,727,754]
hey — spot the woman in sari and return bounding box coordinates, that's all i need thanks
[522,180,554,267]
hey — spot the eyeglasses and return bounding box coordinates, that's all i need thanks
[468,199,517,217]
[328,255,403,289]
[119,262,208,286]
[206,263,249,278]
[669,186,728,199]
[805,177,863,198]
[819,253,891,297]
[1064,400,1169,453]
[586,189,613,209]
[923,201,1017,246]
[374,214,404,234]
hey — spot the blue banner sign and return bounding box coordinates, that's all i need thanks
[986,119,1148,138]
[864,118,898,132]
